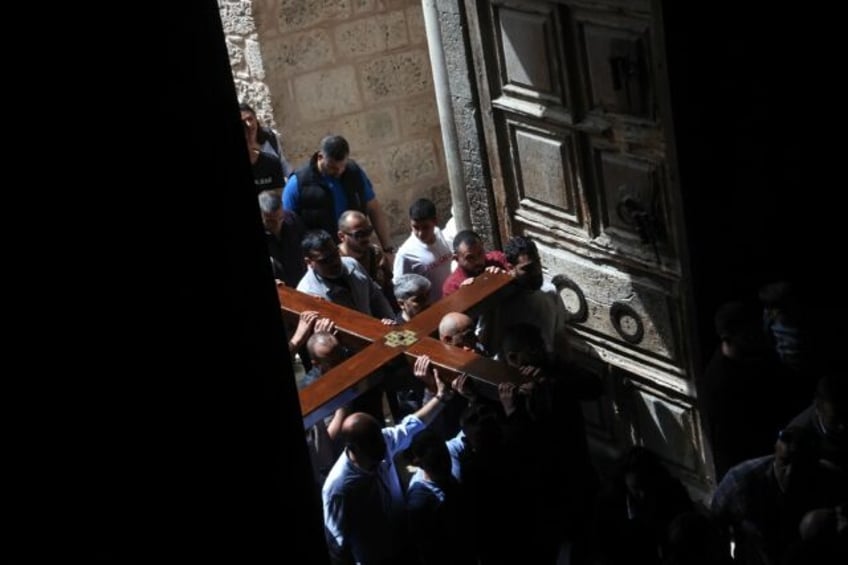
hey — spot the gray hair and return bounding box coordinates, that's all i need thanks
[393,273,431,300]
[258,190,282,214]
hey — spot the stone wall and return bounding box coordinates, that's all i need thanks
[219,0,450,244]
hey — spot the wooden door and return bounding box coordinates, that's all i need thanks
[464,0,712,494]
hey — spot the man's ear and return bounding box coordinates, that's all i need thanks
[337,230,345,242]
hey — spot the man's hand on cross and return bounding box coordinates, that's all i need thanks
[413,354,437,392]
[314,317,336,334]
[451,373,477,402]
[289,310,319,352]
[498,382,518,417]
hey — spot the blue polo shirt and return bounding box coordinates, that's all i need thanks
[282,166,376,222]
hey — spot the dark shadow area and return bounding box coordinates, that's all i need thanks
[11,2,329,562]
[662,4,839,368]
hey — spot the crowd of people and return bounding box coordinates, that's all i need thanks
[242,109,846,564]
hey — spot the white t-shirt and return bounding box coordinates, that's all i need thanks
[392,227,453,303]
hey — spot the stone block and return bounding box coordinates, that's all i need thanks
[219,1,255,35]
[335,114,368,149]
[235,80,274,113]
[382,139,439,187]
[278,0,351,33]
[285,114,366,165]
[406,4,426,45]
[378,0,410,9]
[398,97,439,136]
[353,154,387,189]
[352,0,375,15]
[383,10,409,50]
[294,66,363,120]
[361,50,432,103]
[286,122,336,165]
[265,29,335,76]
[335,17,385,58]
[364,108,398,145]
[379,194,410,239]
[244,38,265,80]
[429,182,453,222]
[225,36,244,69]
[334,11,407,58]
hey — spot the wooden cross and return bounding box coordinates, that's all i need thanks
[277,273,529,429]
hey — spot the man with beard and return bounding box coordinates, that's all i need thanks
[296,229,396,422]
[441,230,510,297]
[337,210,396,312]
[296,229,395,320]
[480,235,571,361]
[283,135,395,263]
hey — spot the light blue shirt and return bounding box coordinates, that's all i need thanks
[296,256,394,319]
[322,415,425,563]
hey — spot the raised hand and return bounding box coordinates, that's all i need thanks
[290,310,319,352]
[314,317,336,334]
[498,382,518,416]
[451,373,477,401]
[413,354,437,391]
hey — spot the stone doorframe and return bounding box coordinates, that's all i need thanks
[424,0,501,249]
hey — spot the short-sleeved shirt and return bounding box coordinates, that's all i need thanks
[282,166,376,222]
[251,150,285,193]
[393,228,454,303]
[442,250,511,297]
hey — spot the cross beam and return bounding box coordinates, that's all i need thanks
[277,273,526,429]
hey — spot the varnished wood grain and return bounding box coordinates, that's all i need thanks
[278,273,524,427]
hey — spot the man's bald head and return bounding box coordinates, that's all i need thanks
[342,412,386,469]
[307,332,343,372]
[439,312,477,350]
[338,210,368,231]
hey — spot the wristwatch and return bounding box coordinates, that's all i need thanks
[383,246,396,254]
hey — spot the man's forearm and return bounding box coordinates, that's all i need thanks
[413,391,448,427]
[367,200,393,251]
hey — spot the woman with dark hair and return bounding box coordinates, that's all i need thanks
[239,102,292,181]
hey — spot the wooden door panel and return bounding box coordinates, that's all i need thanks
[465,0,710,489]
[575,11,655,120]
[532,240,686,368]
[618,371,711,496]
[489,0,572,109]
[505,119,590,237]
[589,147,680,271]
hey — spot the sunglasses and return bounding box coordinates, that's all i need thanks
[342,228,373,239]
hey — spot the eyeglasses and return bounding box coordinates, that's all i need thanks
[342,228,373,240]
